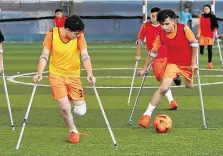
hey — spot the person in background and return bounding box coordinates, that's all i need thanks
[54,9,67,27]
[179,7,192,26]
[197,5,219,69]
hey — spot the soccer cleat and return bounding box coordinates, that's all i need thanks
[170,100,178,110]
[138,115,151,128]
[69,131,80,144]
[173,74,181,86]
[208,62,213,69]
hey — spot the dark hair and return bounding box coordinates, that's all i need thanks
[151,7,161,13]
[64,15,85,32]
[157,9,176,24]
[55,9,62,14]
[184,7,189,9]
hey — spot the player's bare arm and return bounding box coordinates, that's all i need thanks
[135,39,143,60]
[190,40,199,72]
[81,48,96,84]
[137,35,160,76]
[33,46,50,83]
[184,25,199,72]
[137,50,157,76]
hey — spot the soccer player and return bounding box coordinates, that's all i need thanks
[136,7,179,110]
[197,5,219,69]
[54,9,67,27]
[33,15,96,144]
[0,30,4,73]
[179,7,192,25]
[137,9,198,128]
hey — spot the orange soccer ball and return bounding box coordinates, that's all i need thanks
[153,114,172,133]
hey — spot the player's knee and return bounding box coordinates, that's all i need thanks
[60,104,70,114]
[73,101,87,116]
[58,100,70,114]
[159,86,169,95]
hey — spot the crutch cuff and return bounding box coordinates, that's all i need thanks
[148,51,157,58]
[190,40,199,48]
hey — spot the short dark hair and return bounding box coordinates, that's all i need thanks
[184,7,189,9]
[64,15,84,32]
[157,9,176,24]
[151,7,161,13]
[55,9,62,14]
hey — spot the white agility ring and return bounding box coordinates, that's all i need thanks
[6,68,223,88]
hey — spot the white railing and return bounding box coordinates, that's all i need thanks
[0,0,61,3]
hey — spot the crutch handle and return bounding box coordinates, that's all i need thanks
[88,76,96,85]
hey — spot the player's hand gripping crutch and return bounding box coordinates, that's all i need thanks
[1,60,15,130]
[196,49,207,129]
[89,77,118,148]
[127,60,139,105]
[128,63,152,125]
[16,75,40,150]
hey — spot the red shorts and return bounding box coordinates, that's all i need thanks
[152,57,167,82]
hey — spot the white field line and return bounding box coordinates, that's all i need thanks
[6,67,223,88]
[4,67,223,78]
[5,67,223,76]
[86,45,223,49]
[5,80,223,88]
[5,75,223,78]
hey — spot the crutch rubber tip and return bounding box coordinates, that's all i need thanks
[203,125,208,129]
[128,120,132,126]
[114,144,118,148]
[12,126,16,131]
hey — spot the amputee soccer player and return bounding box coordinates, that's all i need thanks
[137,9,198,128]
[0,30,4,73]
[136,7,179,110]
[33,15,96,143]
[197,5,219,69]
[54,9,67,27]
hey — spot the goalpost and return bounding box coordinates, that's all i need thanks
[211,0,215,13]
[142,0,147,43]
[142,0,148,23]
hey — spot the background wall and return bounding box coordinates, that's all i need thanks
[0,0,222,42]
